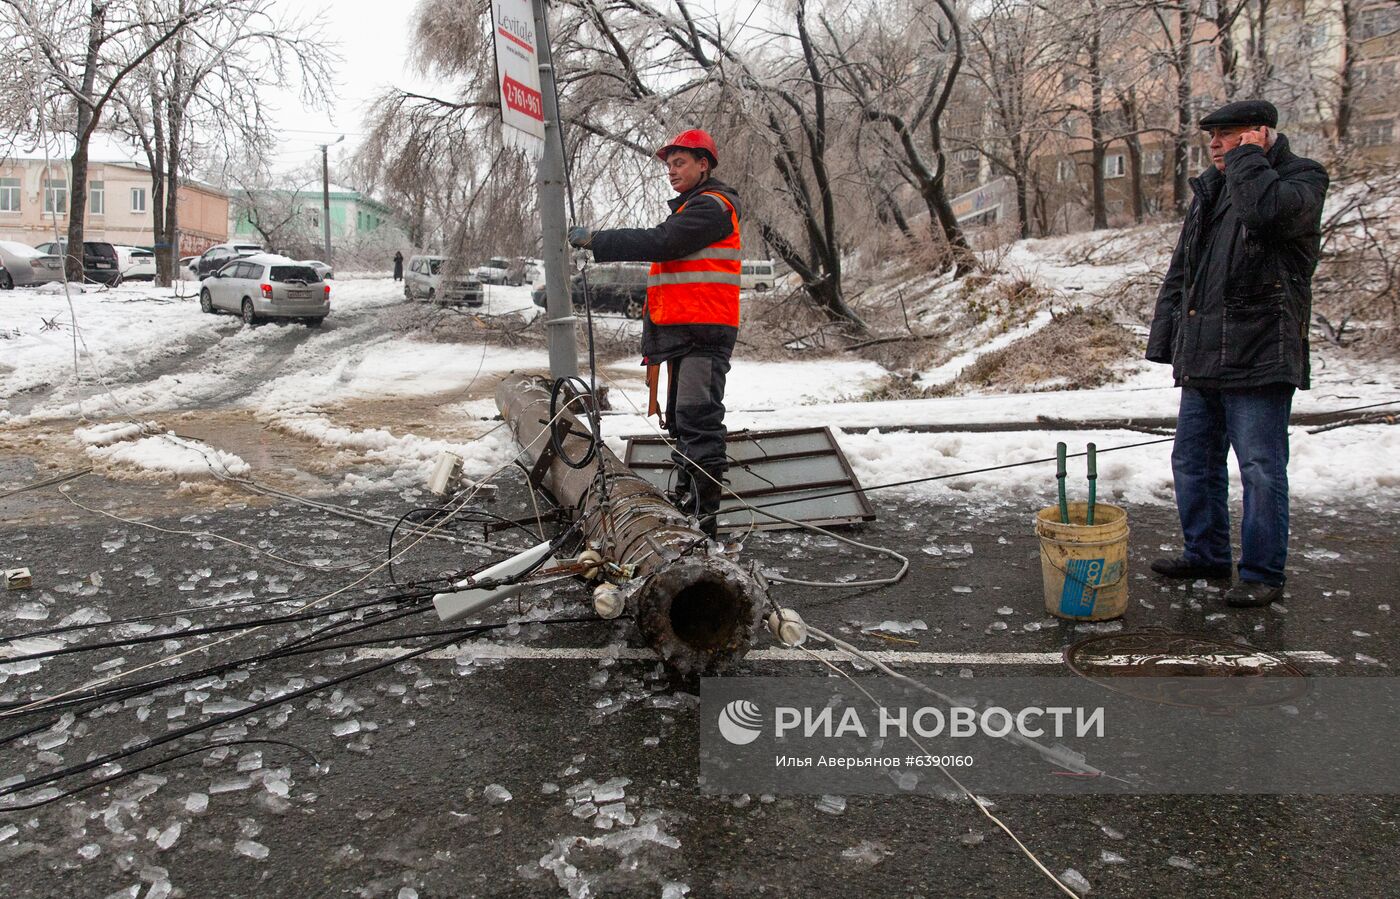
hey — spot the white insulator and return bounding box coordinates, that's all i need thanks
[767,608,808,647]
[593,583,624,619]
[577,549,604,578]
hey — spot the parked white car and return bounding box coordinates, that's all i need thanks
[301,259,333,281]
[404,255,483,306]
[115,246,157,281]
[474,256,510,285]
[0,240,64,286]
[199,253,329,325]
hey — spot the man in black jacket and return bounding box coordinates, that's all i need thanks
[1146,99,1329,607]
[567,129,741,538]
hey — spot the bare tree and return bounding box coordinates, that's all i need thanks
[961,0,1069,238]
[227,162,320,256]
[113,0,335,284]
[1,0,220,279]
[818,0,974,272]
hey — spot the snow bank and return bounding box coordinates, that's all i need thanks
[604,357,890,412]
[85,432,249,478]
[74,421,153,446]
[267,412,519,494]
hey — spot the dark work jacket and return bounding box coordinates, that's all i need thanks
[1145,134,1329,389]
[588,178,741,363]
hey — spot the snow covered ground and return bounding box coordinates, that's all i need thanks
[3,272,1398,507]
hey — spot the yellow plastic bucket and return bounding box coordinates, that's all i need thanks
[1035,501,1130,621]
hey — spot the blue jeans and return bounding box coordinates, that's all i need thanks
[1171,385,1294,586]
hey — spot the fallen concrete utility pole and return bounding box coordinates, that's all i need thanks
[496,374,766,676]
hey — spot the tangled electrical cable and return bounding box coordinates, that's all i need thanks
[0,614,600,811]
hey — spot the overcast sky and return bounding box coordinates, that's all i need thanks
[260,0,429,176]
[260,0,775,178]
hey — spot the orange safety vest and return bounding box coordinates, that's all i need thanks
[646,191,741,328]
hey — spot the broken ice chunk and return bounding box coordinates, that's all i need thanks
[840,840,889,864]
[234,839,269,860]
[1101,850,1126,864]
[209,775,253,794]
[483,784,512,805]
[185,793,208,813]
[203,699,252,716]
[332,720,361,738]
[861,619,927,636]
[1059,868,1091,893]
[13,603,50,621]
[155,822,181,850]
[593,802,634,829]
[591,777,630,804]
[36,731,69,751]
[814,795,846,816]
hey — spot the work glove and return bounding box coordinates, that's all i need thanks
[567,226,594,248]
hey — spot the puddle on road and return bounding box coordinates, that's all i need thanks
[328,373,514,438]
[172,410,337,493]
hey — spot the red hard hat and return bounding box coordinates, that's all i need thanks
[657,129,719,169]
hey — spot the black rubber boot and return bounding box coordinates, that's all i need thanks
[693,470,724,541]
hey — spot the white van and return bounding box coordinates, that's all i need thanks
[741,259,775,291]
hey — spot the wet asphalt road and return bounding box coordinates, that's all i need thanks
[1,457,1398,899]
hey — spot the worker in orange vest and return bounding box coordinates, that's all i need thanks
[569,129,740,539]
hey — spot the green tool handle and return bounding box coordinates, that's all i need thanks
[1056,442,1069,524]
[1086,442,1098,525]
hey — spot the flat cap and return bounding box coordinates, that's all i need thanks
[1199,99,1278,130]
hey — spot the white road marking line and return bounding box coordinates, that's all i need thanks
[352,645,1340,666]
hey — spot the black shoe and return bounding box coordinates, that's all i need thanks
[1224,582,1283,608]
[692,470,724,541]
[667,468,693,512]
[1149,557,1232,580]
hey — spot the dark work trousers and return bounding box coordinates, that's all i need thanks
[1171,384,1294,586]
[665,352,730,479]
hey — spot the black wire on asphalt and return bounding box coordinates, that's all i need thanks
[0,593,423,667]
[0,629,482,805]
[0,600,434,747]
[0,738,321,812]
[0,615,605,810]
[0,523,590,725]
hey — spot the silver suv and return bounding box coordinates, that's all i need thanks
[199,253,330,325]
[405,255,483,306]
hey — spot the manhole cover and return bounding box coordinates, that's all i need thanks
[1065,631,1308,712]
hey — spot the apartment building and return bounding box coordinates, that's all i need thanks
[952,0,1397,235]
[0,133,228,253]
